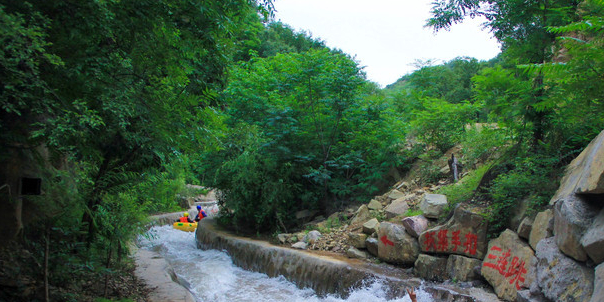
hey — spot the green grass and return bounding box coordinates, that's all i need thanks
[436,164,490,210]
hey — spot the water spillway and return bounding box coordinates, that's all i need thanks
[194,219,482,302]
[140,217,497,301]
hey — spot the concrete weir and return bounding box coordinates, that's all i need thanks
[196,218,490,301]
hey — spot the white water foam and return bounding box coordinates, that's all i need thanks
[139,226,434,302]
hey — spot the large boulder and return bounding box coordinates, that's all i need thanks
[418,205,488,259]
[362,218,380,235]
[365,237,378,256]
[414,254,448,281]
[534,237,594,302]
[581,207,604,265]
[384,197,409,219]
[387,189,406,200]
[553,195,598,261]
[350,205,371,225]
[549,129,604,200]
[517,216,533,240]
[592,263,604,302]
[401,215,429,238]
[419,194,448,218]
[529,209,553,250]
[377,222,419,264]
[303,230,322,244]
[347,232,368,249]
[367,199,383,211]
[346,247,368,259]
[481,229,536,301]
[446,255,482,282]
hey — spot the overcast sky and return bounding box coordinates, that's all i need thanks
[272,0,501,87]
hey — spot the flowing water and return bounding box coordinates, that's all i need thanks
[139,225,435,302]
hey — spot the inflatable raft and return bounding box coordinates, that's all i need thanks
[173,222,197,232]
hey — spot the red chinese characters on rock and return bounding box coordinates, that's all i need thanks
[483,245,527,290]
[422,230,478,256]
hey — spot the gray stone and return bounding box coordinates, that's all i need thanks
[277,233,290,244]
[550,129,604,201]
[592,263,604,302]
[517,290,549,302]
[401,215,429,238]
[554,195,598,261]
[418,205,488,259]
[350,205,371,226]
[419,194,448,218]
[347,232,368,249]
[303,230,321,244]
[365,237,378,256]
[346,247,368,259]
[377,222,419,265]
[414,254,448,281]
[581,207,604,264]
[362,218,380,235]
[384,197,409,219]
[291,241,307,249]
[535,237,594,302]
[510,197,530,232]
[447,255,482,282]
[481,229,536,301]
[517,216,533,240]
[387,189,406,200]
[529,209,554,250]
[367,199,383,211]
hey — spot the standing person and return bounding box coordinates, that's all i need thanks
[177,212,193,223]
[195,205,207,222]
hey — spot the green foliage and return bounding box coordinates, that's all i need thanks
[411,98,476,153]
[201,49,403,232]
[404,209,423,217]
[460,125,509,168]
[437,164,490,210]
[486,155,558,234]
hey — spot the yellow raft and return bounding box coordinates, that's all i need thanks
[173,221,198,232]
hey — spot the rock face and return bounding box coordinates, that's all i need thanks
[581,208,604,264]
[419,194,448,218]
[377,222,419,264]
[447,255,482,282]
[384,197,410,219]
[481,229,536,301]
[534,237,594,302]
[592,263,604,302]
[529,209,553,250]
[362,218,380,235]
[414,254,448,281]
[419,206,488,259]
[401,215,429,238]
[550,129,604,200]
[553,195,598,261]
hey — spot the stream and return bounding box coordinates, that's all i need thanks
[139,225,435,302]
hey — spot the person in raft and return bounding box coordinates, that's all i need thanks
[195,205,207,222]
[176,212,193,223]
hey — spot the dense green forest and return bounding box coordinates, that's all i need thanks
[1,0,604,300]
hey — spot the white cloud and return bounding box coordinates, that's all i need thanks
[273,0,500,87]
